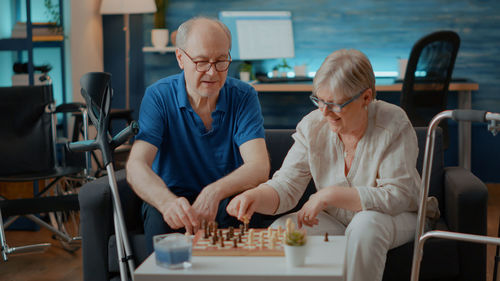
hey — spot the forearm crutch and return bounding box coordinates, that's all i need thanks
[68,72,138,281]
[411,109,500,281]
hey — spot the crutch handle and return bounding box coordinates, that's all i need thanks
[67,139,99,153]
[451,109,487,122]
[110,121,139,150]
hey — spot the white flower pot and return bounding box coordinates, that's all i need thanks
[284,244,307,267]
[239,72,250,82]
[152,29,169,48]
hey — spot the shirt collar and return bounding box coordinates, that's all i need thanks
[175,71,228,113]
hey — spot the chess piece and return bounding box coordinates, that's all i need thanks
[324,232,329,242]
[208,221,214,235]
[239,224,245,235]
[203,226,209,239]
[233,238,238,248]
[286,218,293,234]
[211,235,216,245]
[220,236,225,247]
[238,233,243,243]
[249,229,255,243]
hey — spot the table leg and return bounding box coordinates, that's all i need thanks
[458,90,472,170]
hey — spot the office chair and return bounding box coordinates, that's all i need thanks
[0,84,87,261]
[400,30,460,149]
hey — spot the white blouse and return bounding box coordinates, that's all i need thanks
[266,100,438,225]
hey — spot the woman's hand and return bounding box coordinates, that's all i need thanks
[297,188,332,228]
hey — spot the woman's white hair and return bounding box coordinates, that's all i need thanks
[175,16,232,51]
[313,49,376,99]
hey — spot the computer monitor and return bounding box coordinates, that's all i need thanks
[219,11,295,60]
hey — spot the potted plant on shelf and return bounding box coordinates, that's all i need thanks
[278,58,292,77]
[272,65,279,78]
[151,0,169,48]
[239,61,252,82]
[283,218,307,267]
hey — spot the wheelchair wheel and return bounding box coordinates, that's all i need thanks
[49,178,82,252]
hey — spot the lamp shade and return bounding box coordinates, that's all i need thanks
[100,0,157,14]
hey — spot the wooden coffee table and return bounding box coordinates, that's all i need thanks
[134,235,346,281]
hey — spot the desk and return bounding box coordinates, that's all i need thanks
[134,235,346,281]
[252,82,479,170]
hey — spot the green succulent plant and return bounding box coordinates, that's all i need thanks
[284,218,307,246]
[285,229,307,246]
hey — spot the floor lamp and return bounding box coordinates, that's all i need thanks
[100,0,156,110]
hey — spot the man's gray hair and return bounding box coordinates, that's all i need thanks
[175,16,232,50]
[313,49,376,99]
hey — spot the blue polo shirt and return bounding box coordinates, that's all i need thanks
[136,72,265,198]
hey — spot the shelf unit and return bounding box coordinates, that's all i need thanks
[0,0,66,103]
[142,46,176,54]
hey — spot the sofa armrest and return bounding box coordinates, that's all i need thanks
[443,166,487,281]
[79,170,116,281]
[79,169,143,281]
[443,166,488,234]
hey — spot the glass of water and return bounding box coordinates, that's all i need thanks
[153,233,192,269]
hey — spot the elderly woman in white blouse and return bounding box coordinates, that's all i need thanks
[227,49,438,281]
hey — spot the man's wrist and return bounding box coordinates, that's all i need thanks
[203,183,224,201]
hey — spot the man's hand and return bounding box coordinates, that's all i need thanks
[192,186,222,223]
[160,197,199,235]
[226,189,259,222]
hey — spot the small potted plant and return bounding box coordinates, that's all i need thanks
[283,218,307,267]
[278,58,292,77]
[271,65,279,78]
[151,0,169,48]
[239,62,252,82]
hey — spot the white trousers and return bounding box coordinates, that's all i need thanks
[271,210,416,281]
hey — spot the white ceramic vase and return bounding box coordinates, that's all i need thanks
[284,244,307,267]
[239,72,250,82]
[152,29,169,48]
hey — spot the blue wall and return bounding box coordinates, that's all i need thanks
[125,0,500,181]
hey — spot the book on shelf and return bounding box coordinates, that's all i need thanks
[11,22,63,41]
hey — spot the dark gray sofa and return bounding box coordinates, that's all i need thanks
[79,127,487,281]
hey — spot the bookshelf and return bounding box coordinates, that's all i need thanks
[0,0,66,102]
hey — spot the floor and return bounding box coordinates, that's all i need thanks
[0,184,499,281]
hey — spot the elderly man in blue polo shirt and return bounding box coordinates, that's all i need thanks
[126,16,270,254]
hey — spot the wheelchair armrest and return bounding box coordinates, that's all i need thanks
[443,166,488,234]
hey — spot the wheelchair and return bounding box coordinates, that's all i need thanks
[0,81,90,260]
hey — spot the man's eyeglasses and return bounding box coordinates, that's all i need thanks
[309,89,366,113]
[180,48,232,72]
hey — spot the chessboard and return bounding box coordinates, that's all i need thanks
[192,226,285,256]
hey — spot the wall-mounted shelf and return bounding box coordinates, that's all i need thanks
[1,0,67,103]
[142,46,176,54]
